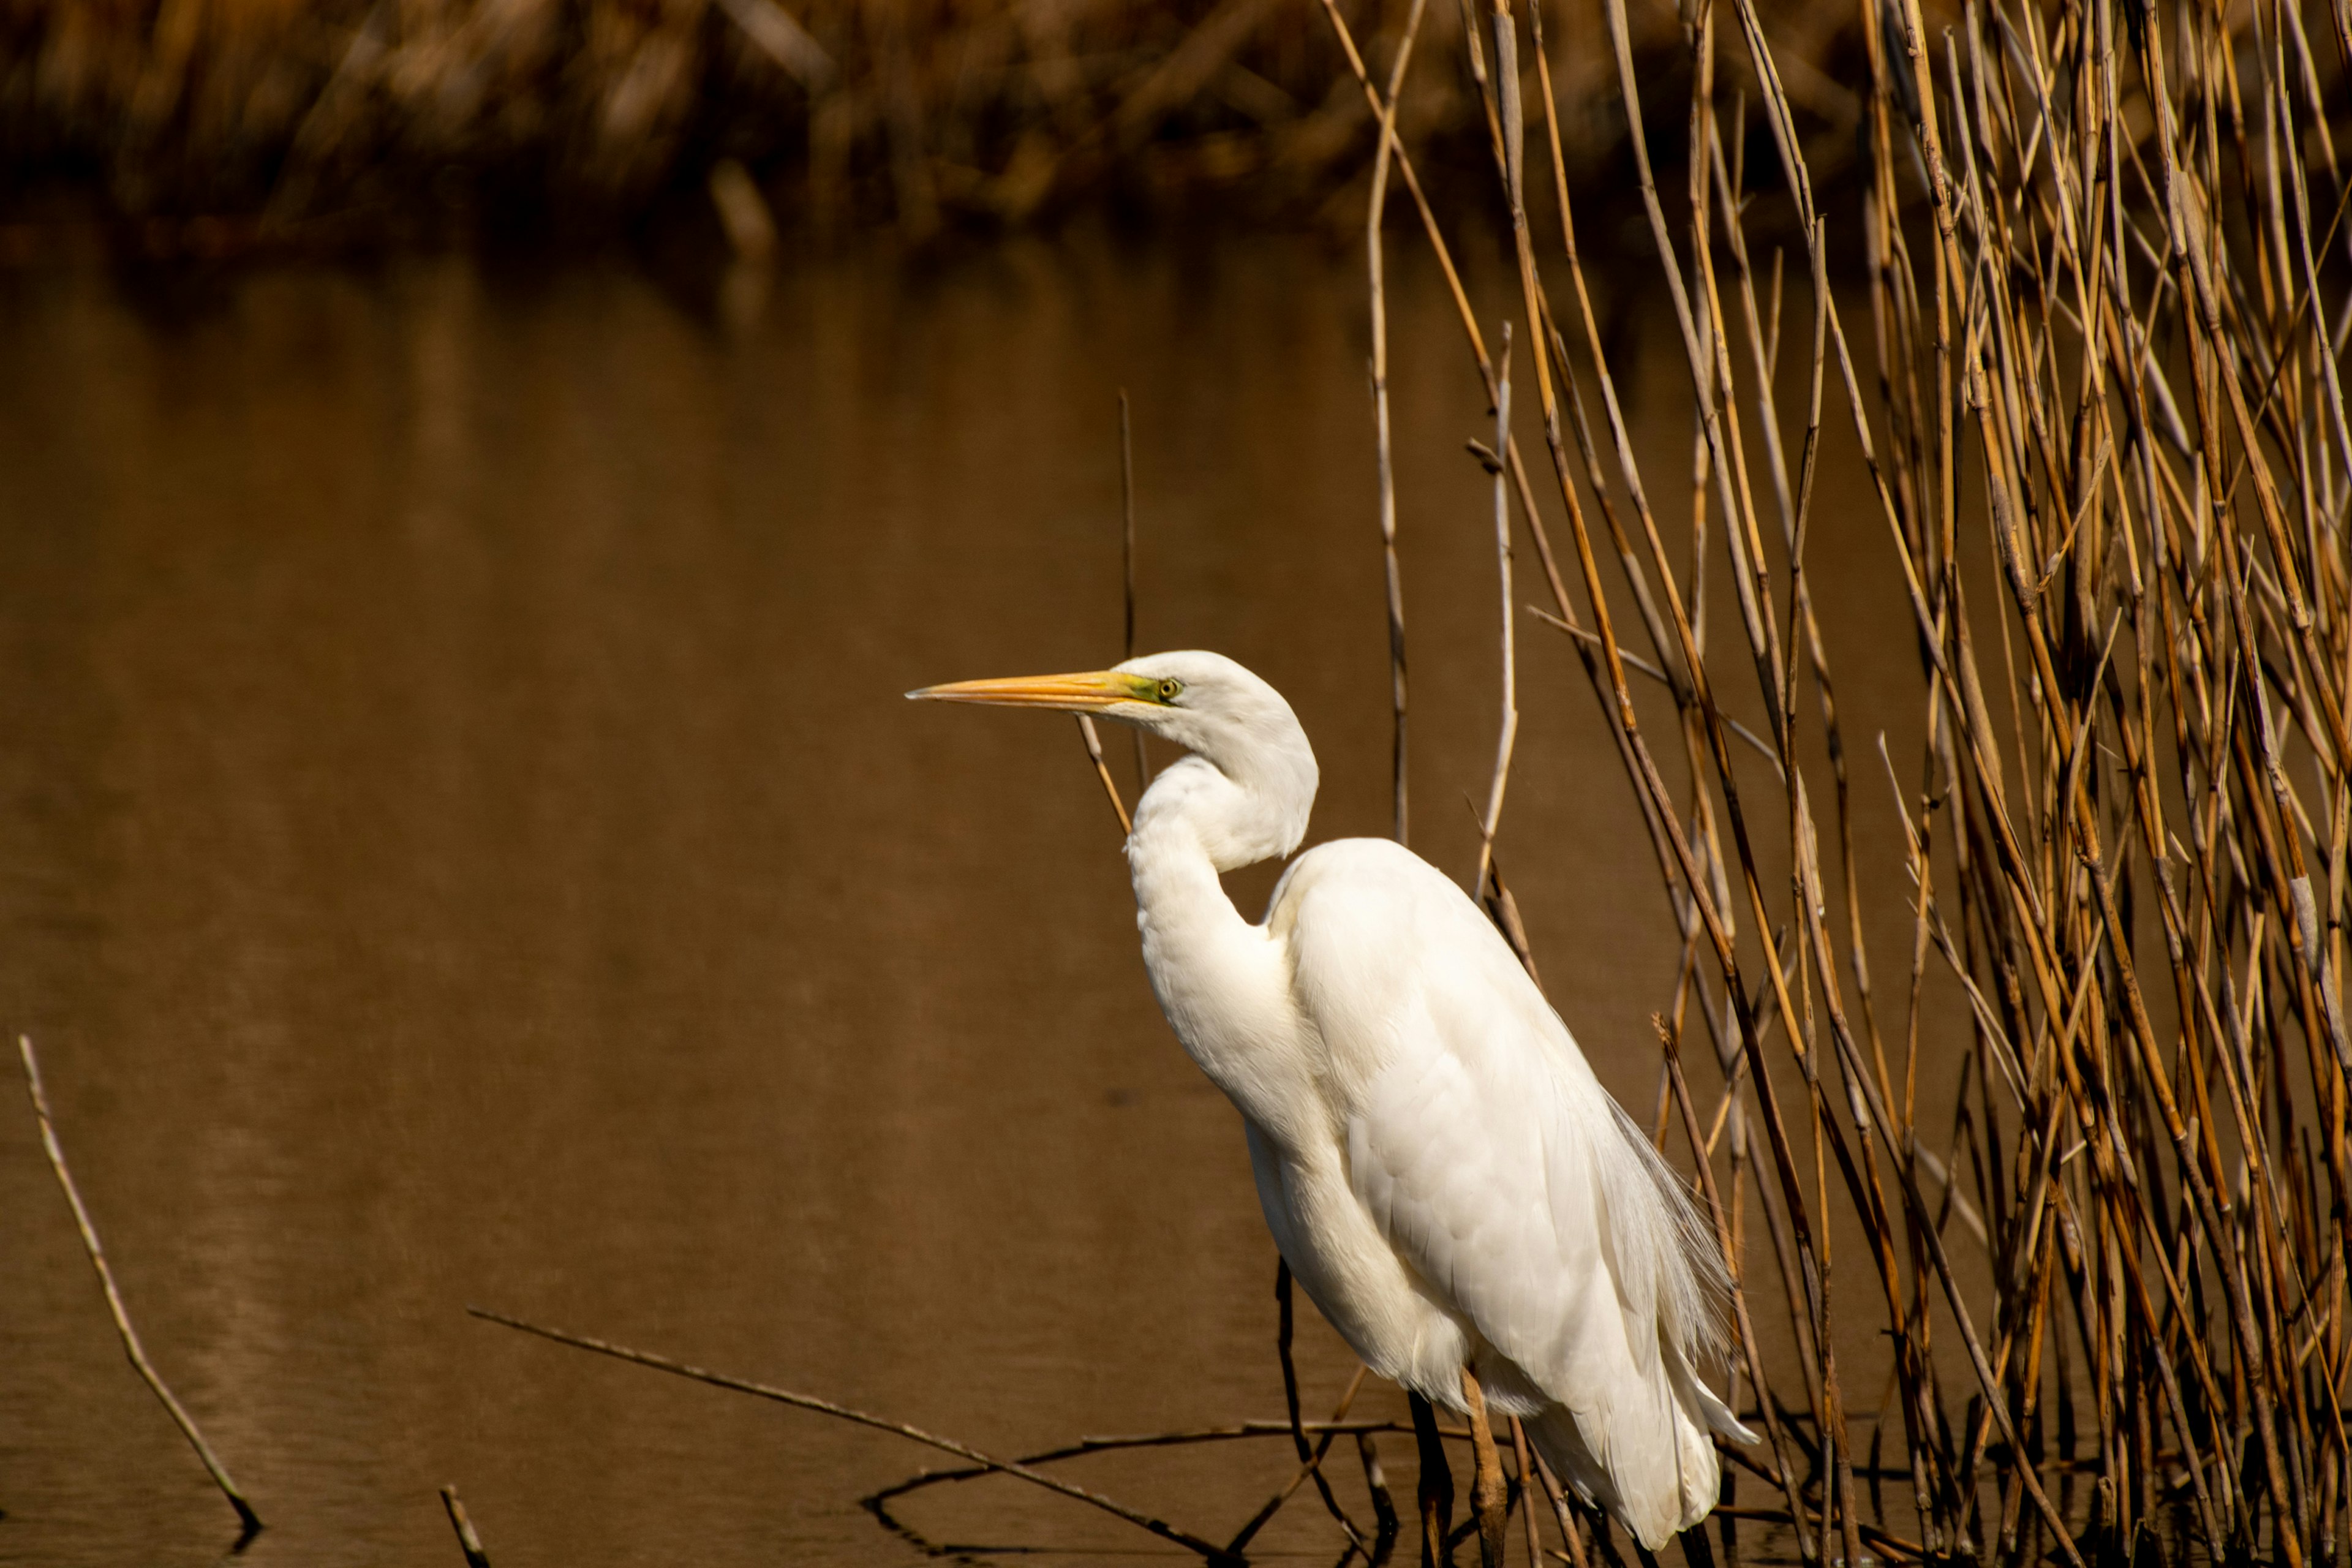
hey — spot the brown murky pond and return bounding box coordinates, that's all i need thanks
[0,230,1934,1567]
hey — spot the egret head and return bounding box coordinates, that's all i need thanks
[909,650,1319,856]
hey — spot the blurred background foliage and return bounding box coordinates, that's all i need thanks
[0,0,1880,253]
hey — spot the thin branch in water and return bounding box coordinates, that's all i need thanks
[1226,1264,1371,1555]
[873,1414,1485,1502]
[1243,1258,1365,1550]
[466,1304,1241,1564]
[439,1485,492,1568]
[18,1036,262,1542]
[866,1412,1482,1533]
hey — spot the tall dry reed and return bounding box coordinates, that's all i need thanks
[1362,1,2352,1564]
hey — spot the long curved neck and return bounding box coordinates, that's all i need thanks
[1126,760,1271,967]
[1131,753,1307,874]
[1123,756,1304,1094]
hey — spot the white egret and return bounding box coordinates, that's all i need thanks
[911,650,1752,1562]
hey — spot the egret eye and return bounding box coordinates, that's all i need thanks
[1158,678,1184,703]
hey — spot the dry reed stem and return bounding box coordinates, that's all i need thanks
[1363,0,1427,847]
[1510,1416,1545,1568]
[1475,318,1519,900]
[17,1036,263,1541]
[439,1484,493,1568]
[1327,1,2352,1566]
[1121,390,1148,793]
[1069,399,1147,839]
[1073,714,1133,835]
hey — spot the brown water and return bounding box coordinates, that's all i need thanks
[0,232,1934,1567]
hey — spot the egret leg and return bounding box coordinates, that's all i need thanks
[1359,1431,1402,1558]
[1408,1390,1455,1568]
[1586,1509,1630,1568]
[1460,1368,1509,1568]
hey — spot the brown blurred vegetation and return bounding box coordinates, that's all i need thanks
[0,0,1874,250]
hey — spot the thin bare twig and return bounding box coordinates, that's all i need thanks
[1475,320,1518,900]
[439,1485,492,1568]
[466,1304,1242,1564]
[1365,0,1427,846]
[18,1036,262,1540]
[1121,389,1148,792]
[1073,715,1133,835]
[1225,1265,1371,1555]
[1235,1259,1365,1551]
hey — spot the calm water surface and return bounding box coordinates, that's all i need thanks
[0,232,1929,1566]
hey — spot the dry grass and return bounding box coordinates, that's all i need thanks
[1366,0,2352,1564]
[0,0,1869,247]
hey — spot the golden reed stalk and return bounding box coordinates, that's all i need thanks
[1343,1,2352,1564]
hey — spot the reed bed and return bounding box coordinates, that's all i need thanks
[0,0,1858,245]
[1360,1,2352,1566]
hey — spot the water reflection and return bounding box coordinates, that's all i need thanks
[0,230,1923,1567]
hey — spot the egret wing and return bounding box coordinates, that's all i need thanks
[1276,840,1724,1544]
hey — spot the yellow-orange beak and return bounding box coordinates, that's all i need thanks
[906,669,1153,712]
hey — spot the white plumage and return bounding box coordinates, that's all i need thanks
[913,649,1753,1550]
